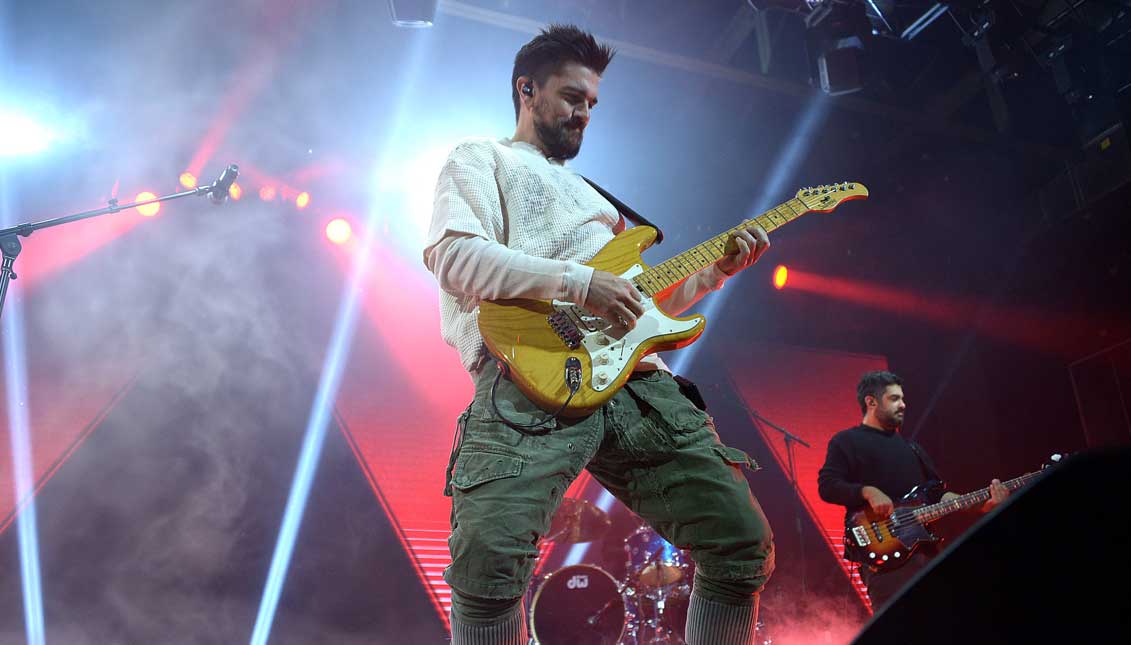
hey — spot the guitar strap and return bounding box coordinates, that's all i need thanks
[906,439,942,483]
[581,176,665,244]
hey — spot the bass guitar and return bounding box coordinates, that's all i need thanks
[844,456,1063,571]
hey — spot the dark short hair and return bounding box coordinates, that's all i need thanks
[857,371,903,414]
[511,24,615,121]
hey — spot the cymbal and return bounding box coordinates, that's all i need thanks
[546,497,611,544]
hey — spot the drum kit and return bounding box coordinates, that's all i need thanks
[526,498,697,645]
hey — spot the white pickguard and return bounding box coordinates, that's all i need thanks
[551,263,700,391]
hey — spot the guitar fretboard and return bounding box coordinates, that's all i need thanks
[632,198,810,298]
[911,471,1043,523]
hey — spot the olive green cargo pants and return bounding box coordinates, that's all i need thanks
[443,361,775,601]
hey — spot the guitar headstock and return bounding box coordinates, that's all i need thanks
[796,182,869,212]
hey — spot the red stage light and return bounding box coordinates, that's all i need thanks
[259,186,277,201]
[179,172,197,189]
[773,265,788,290]
[135,192,160,217]
[326,218,352,245]
[229,182,242,201]
[295,191,310,210]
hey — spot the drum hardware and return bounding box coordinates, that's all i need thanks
[623,523,690,589]
[619,523,692,645]
[528,520,773,644]
[546,497,613,544]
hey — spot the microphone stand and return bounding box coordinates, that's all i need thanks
[727,374,813,596]
[0,165,238,322]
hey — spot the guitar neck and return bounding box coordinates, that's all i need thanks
[632,197,811,298]
[912,471,1042,523]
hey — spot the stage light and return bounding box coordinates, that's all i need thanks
[4,306,46,645]
[388,0,437,27]
[295,191,310,209]
[259,186,277,201]
[179,172,197,189]
[326,218,352,245]
[671,93,830,375]
[0,110,58,157]
[774,265,789,289]
[229,182,243,201]
[251,205,377,645]
[134,192,160,217]
[817,36,864,96]
[251,38,434,640]
[376,146,450,247]
[864,0,950,40]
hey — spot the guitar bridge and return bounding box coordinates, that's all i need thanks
[851,526,871,547]
[547,310,583,349]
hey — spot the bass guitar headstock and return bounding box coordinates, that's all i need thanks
[1041,452,1069,470]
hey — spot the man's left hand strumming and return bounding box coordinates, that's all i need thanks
[981,478,1010,512]
[940,478,1010,513]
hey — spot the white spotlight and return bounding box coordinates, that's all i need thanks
[0,111,58,157]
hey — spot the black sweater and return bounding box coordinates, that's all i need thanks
[817,424,943,522]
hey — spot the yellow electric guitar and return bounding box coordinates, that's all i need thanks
[478,182,869,417]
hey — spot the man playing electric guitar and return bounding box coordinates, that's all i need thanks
[817,371,1010,611]
[424,24,775,645]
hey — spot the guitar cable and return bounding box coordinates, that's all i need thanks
[490,357,582,435]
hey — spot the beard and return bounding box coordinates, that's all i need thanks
[877,407,904,430]
[533,111,584,160]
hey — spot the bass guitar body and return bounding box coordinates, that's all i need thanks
[845,483,942,571]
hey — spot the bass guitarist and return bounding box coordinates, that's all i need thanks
[423,24,774,645]
[817,370,1010,611]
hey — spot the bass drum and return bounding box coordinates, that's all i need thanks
[530,564,626,645]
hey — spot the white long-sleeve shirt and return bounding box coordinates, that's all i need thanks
[423,137,729,372]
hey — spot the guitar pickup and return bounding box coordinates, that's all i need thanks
[851,526,871,547]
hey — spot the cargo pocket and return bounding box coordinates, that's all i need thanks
[625,373,710,439]
[712,444,761,473]
[450,450,525,492]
